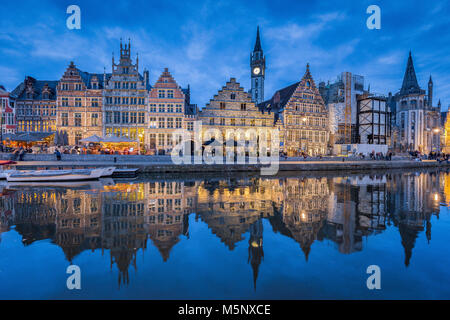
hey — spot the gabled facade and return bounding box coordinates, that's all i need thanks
[147,68,190,154]
[103,40,150,152]
[0,85,16,135]
[11,76,57,134]
[56,61,106,145]
[260,64,329,156]
[198,77,275,146]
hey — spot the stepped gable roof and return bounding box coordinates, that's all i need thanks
[258,64,324,125]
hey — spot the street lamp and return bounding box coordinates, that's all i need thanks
[138,132,143,155]
[433,128,441,152]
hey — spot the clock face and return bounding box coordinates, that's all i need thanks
[253,67,261,75]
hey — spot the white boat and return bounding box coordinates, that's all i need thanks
[0,160,17,180]
[5,168,104,182]
[0,169,14,180]
[72,166,116,177]
[100,167,116,177]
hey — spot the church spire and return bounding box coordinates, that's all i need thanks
[428,75,433,107]
[400,51,421,95]
[254,26,262,52]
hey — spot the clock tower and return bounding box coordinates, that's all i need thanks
[250,26,265,105]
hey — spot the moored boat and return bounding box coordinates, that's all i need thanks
[101,167,116,177]
[5,168,104,182]
[72,166,116,177]
[0,161,17,180]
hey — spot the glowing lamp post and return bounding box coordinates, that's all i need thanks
[433,128,441,152]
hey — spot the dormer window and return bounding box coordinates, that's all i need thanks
[43,92,49,100]
[92,82,98,89]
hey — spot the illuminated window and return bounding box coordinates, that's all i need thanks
[74,113,82,127]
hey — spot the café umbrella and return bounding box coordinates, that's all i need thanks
[80,134,103,143]
[101,135,135,143]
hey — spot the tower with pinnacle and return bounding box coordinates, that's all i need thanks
[250,26,265,105]
[428,76,433,107]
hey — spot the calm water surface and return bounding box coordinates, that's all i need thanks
[0,169,449,299]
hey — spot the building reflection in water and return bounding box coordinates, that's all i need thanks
[0,169,446,288]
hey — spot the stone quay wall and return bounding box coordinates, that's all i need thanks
[2,153,449,173]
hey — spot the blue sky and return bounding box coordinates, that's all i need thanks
[0,0,449,109]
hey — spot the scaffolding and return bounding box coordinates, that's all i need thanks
[344,72,352,144]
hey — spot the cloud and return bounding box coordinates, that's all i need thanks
[377,51,404,65]
[266,11,346,42]
[0,66,20,87]
[0,1,448,109]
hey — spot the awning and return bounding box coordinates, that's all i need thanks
[3,132,54,142]
[80,134,103,143]
[101,135,136,143]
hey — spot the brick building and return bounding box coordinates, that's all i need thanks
[147,68,194,154]
[56,62,106,145]
[11,76,57,135]
[103,40,150,152]
[198,77,275,153]
[260,64,329,156]
[0,85,16,135]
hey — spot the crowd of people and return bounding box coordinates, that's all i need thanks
[409,150,450,163]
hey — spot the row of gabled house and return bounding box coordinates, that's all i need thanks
[1,29,447,155]
[1,36,332,156]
